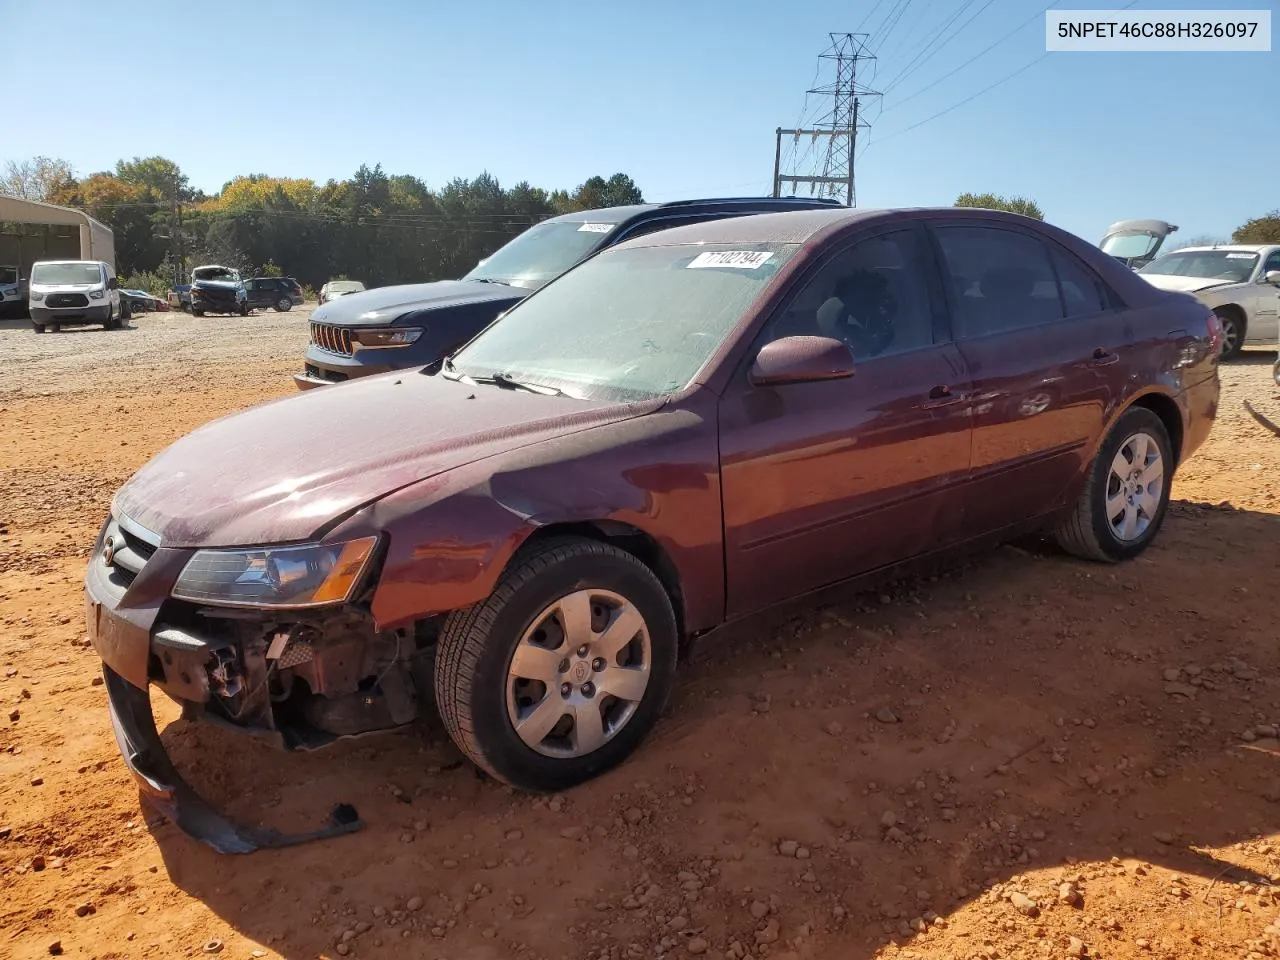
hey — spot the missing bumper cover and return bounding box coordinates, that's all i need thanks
[102,664,364,854]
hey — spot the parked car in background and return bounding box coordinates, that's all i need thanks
[297,196,844,388]
[0,264,23,317]
[189,264,248,317]
[120,288,167,313]
[318,279,365,304]
[1099,219,1178,269]
[28,259,128,332]
[84,206,1220,851]
[168,283,192,311]
[1138,244,1280,358]
[282,277,304,301]
[244,276,303,312]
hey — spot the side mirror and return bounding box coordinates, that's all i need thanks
[1265,270,1280,285]
[107,277,119,290]
[749,335,854,387]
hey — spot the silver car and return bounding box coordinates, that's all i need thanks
[1137,244,1280,358]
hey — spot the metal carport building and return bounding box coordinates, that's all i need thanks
[0,196,116,279]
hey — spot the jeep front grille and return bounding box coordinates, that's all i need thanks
[310,322,354,357]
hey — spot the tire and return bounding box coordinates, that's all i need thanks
[192,308,204,317]
[275,296,292,312]
[120,299,132,321]
[434,536,678,792]
[1055,406,1173,562]
[239,302,249,317]
[1273,357,1280,389]
[33,323,46,334]
[1215,307,1243,359]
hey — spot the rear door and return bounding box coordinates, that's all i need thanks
[717,223,973,617]
[928,220,1131,536]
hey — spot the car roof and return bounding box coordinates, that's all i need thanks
[610,207,886,248]
[1166,244,1275,253]
[544,196,844,226]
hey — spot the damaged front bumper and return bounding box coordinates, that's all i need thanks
[101,663,362,854]
[85,513,432,853]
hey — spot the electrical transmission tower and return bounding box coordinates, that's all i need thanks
[773,33,881,207]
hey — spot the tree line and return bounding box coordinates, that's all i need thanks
[1,156,643,295]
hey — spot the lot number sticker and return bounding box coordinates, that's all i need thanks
[578,223,614,233]
[1226,252,1255,259]
[687,251,774,269]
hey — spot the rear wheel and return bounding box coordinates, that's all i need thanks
[239,302,249,317]
[192,308,204,317]
[275,296,292,312]
[1055,407,1173,562]
[434,537,678,792]
[1214,307,1243,359]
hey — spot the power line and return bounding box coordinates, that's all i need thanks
[872,0,915,55]
[871,0,1142,141]
[879,0,991,96]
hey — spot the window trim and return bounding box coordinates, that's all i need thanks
[609,213,732,245]
[925,219,1120,342]
[739,220,949,377]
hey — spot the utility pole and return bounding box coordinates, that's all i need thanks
[773,32,880,206]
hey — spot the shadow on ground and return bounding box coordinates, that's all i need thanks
[144,502,1280,960]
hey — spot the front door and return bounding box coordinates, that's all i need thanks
[929,221,1129,536]
[718,225,973,618]
[1243,249,1280,344]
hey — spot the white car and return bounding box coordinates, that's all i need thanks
[1137,244,1280,358]
[27,259,127,333]
[318,279,366,304]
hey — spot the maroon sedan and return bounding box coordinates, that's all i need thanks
[86,207,1219,851]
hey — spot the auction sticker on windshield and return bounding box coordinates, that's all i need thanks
[1226,253,1255,259]
[577,223,613,233]
[687,251,774,269]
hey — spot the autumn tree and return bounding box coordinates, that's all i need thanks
[1232,211,1280,244]
[954,192,1044,221]
[1,156,76,201]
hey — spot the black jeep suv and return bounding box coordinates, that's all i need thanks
[295,196,843,388]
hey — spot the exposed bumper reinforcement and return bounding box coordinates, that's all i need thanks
[103,664,364,854]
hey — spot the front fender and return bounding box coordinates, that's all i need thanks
[336,396,725,635]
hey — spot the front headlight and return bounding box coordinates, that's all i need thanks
[89,289,105,300]
[352,327,423,350]
[172,537,379,608]
[29,290,45,301]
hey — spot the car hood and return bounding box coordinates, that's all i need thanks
[112,371,660,548]
[314,280,526,327]
[1139,274,1237,294]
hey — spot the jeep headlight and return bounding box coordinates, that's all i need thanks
[352,327,423,349]
[172,537,379,608]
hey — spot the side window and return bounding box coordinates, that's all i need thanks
[1049,247,1107,317]
[768,229,935,360]
[934,225,1063,337]
[1263,250,1280,275]
[616,215,724,243]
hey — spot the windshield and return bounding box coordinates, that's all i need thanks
[463,220,618,290]
[330,281,364,292]
[31,262,102,285]
[193,267,240,282]
[1140,250,1258,283]
[1101,232,1161,259]
[450,242,798,401]
[0,266,17,286]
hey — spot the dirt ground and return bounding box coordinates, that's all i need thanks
[1,309,1278,960]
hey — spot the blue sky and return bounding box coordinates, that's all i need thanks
[3,0,1275,243]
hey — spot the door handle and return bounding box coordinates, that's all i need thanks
[922,384,964,409]
[1090,348,1119,366]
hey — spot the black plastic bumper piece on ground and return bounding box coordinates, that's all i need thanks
[102,664,364,854]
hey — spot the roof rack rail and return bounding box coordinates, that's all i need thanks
[658,196,845,209]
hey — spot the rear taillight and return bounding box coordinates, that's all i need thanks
[1205,310,1223,356]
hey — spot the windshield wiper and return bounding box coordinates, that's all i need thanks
[470,371,562,395]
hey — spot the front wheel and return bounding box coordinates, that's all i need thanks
[1272,356,1280,388]
[33,323,46,334]
[1055,407,1173,562]
[275,297,292,312]
[238,302,249,317]
[192,308,204,317]
[434,537,678,792]
[1215,308,1243,359]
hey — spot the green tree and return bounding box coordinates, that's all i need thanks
[1232,211,1280,244]
[0,156,76,201]
[955,192,1044,221]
